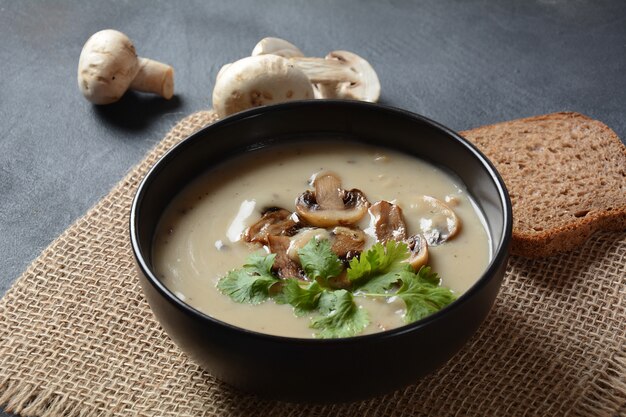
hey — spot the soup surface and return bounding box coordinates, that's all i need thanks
[153,141,491,338]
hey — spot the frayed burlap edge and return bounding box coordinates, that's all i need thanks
[0,110,219,417]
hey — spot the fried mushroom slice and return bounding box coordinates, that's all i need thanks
[244,207,299,245]
[369,200,408,243]
[331,226,366,260]
[295,172,369,227]
[406,234,429,271]
[412,196,461,246]
[267,235,305,279]
[369,200,428,270]
[286,228,331,261]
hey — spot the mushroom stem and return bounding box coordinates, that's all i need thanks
[289,57,359,84]
[314,172,346,210]
[314,51,381,103]
[130,57,174,99]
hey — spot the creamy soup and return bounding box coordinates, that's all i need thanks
[153,141,491,338]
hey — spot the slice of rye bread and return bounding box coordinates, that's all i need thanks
[459,112,626,258]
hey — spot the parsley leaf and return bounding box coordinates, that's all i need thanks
[278,279,324,316]
[216,238,456,339]
[217,253,279,304]
[298,238,343,284]
[395,267,456,323]
[310,289,369,339]
[348,240,411,292]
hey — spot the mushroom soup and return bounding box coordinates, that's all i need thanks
[153,141,491,338]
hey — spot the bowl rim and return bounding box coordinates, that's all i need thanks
[130,100,512,345]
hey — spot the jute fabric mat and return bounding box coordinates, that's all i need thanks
[1,110,624,417]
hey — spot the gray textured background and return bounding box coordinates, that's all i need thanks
[1,0,625,415]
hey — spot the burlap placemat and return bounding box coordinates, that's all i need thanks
[1,111,624,417]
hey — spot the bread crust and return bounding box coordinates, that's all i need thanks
[461,112,626,257]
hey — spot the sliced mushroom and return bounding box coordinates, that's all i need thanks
[411,196,461,246]
[331,226,366,260]
[244,207,300,245]
[211,55,314,118]
[286,228,331,261]
[267,235,305,280]
[295,172,370,227]
[252,37,305,58]
[369,200,408,243]
[406,234,429,271]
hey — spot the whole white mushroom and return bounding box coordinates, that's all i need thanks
[77,29,174,104]
[251,37,380,102]
[212,55,314,118]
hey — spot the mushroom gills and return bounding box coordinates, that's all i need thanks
[244,207,300,245]
[406,234,429,271]
[295,172,370,227]
[290,57,360,84]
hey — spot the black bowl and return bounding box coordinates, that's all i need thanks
[130,100,512,403]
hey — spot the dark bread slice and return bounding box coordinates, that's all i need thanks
[460,112,626,257]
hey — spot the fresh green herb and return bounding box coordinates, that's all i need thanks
[277,279,324,316]
[395,267,456,322]
[361,266,456,324]
[297,238,343,285]
[310,290,369,338]
[348,240,412,293]
[216,239,456,338]
[217,253,279,304]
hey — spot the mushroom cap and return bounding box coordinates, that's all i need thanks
[316,50,381,102]
[252,37,305,58]
[212,55,314,118]
[77,29,140,104]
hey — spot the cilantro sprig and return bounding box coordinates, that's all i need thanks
[217,253,279,304]
[360,267,457,323]
[347,240,412,293]
[310,290,369,338]
[298,238,343,286]
[217,239,456,338]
